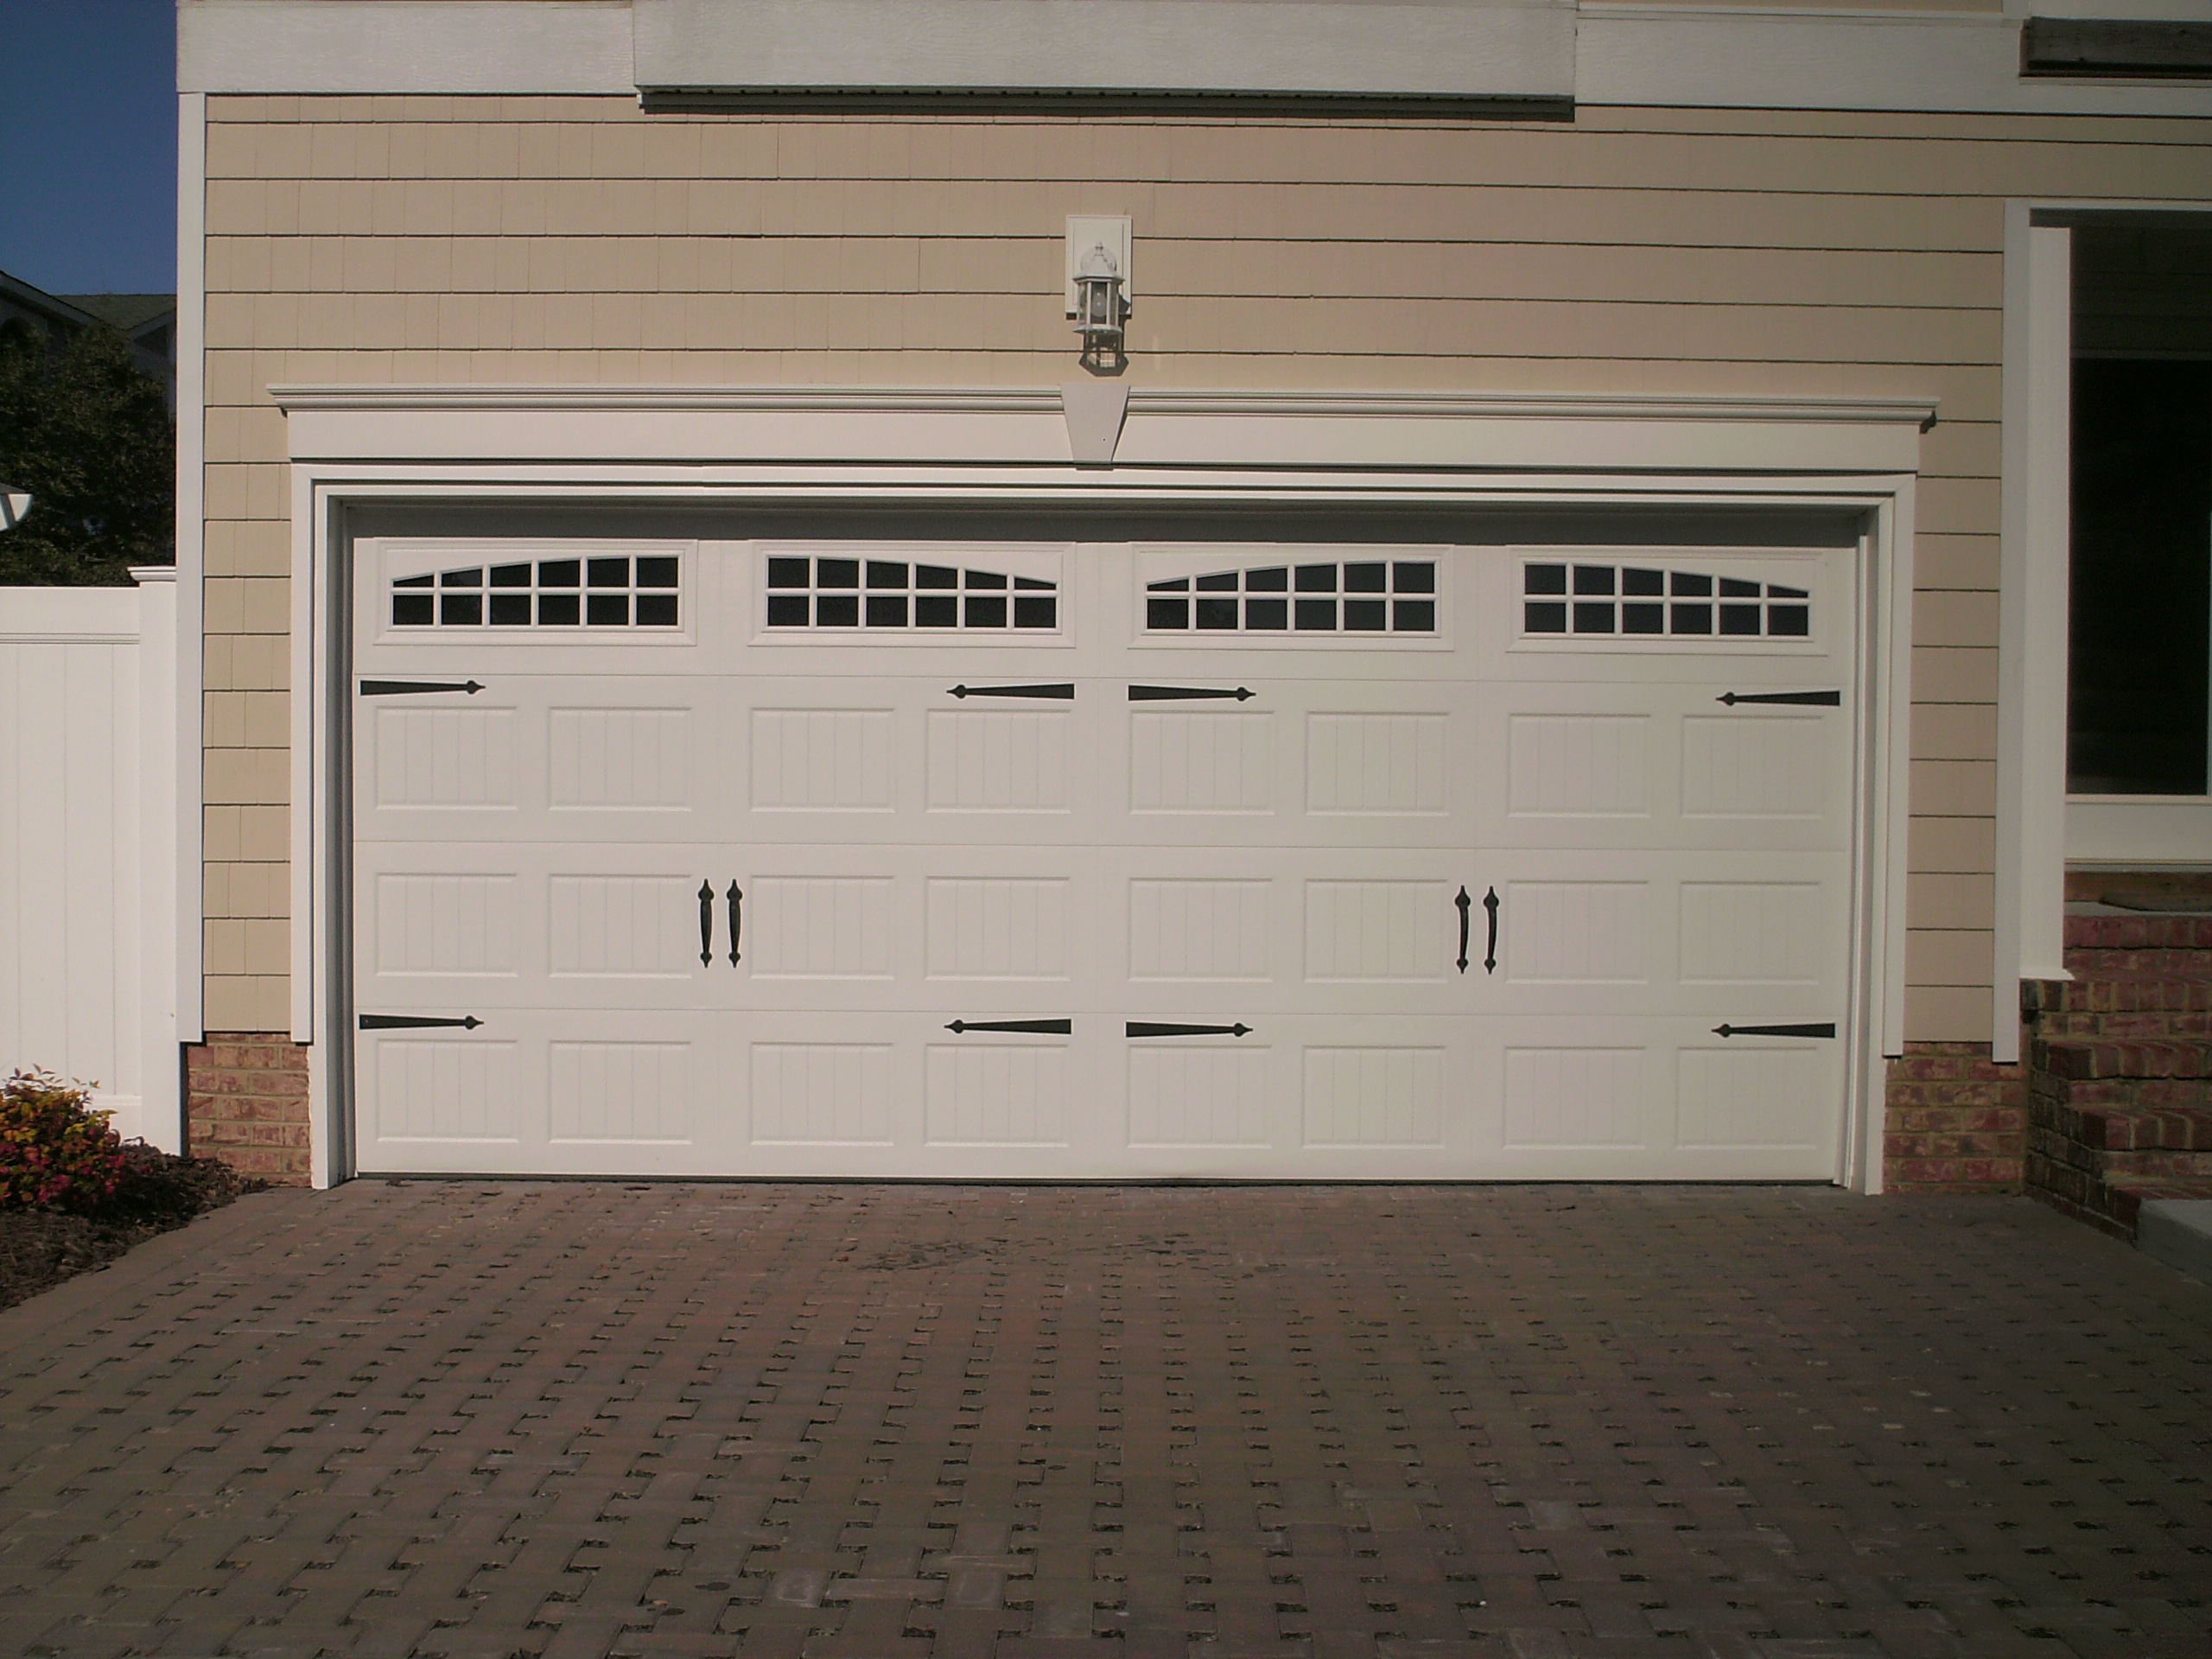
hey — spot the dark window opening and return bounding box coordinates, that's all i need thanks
[2067,222,2212,795]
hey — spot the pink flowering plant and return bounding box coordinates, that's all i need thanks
[0,1068,130,1212]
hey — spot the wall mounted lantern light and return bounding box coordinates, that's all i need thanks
[1065,216,1132,373]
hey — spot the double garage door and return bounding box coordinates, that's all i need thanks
[351,533,1858,1180]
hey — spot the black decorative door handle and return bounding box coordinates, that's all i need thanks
[1716,690,1840,707]
[1483,887,1500,976]
[1713,1021,1836,1039]
[948,683,1075,700]
[1455,886,1471,975]
[359,678,484,696]
[1127,1021,1251,1038]
[360,1014,482,1030]
[946,1018,1073,1034]
[698,880,715,967]
[1128,684,1255,702]
[728,881,743,965]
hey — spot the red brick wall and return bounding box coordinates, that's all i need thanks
[186,1033,310,1185]
[1883,1039,2027,1192]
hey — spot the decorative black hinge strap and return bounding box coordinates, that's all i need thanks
[945,1019,1073,1035]
[359,1014,482,1030]
[1717,690,1841,707]
[1713,1022,1837,1039]
[360,679,484,696]
[728,881,743,965]
[949,683,1075,700]
[1127,1021,1251,1038]
[1128,684,1255,702]
[1455,886,1472,975]
[698,880,715,967]
[1482,887,1500,976]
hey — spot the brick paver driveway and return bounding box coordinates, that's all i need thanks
[2,1183,2207,1659]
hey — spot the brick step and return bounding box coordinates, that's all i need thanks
[2030,1094,2212,1149]
[2028,1129,2212,1185]
[2063,912,2212,951]
[2028,1165,2212,1242]
[2065,868,2212,907]
[2029,1037,2212,1081]
[2062,950,2212,982]
[2034,1012,2212,1039]
[2025,971,2212,1016]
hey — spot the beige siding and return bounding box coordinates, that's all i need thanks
[197,96,2212,1037]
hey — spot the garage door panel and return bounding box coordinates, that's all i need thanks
[1111,1015,1481,1179]
[1471,1016,1842,1180]
[1096,847,1478,1014]
[356,675,731,844]
[357,1011,730,1177]
[1480,683,1850,853]
[1100,678,1482,849]
[727,1010,1103,1177]
[358,842,728,1014]
[1482,850,1847,1021]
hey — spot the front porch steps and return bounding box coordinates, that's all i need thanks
[2024,907,2212,1268]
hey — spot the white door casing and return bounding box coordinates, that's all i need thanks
[282,385,1926,1190]
[351,533,1860,1180]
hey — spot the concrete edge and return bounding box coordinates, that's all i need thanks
[2138,1197,2212,1286]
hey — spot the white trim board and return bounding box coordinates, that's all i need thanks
[277,388,1918,1192]
[633,0,1574,101]
[177,0,2212,117]
[176,92,207,1047]
[1993,209,2074,1062]
[272,385,1938,476]
[2070,799,2212,863]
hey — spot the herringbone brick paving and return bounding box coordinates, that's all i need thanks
[1,1184,2207,1659]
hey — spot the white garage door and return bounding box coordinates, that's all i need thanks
[350,534,1857,1180]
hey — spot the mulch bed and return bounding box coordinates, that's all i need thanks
[0,1154,258,1313]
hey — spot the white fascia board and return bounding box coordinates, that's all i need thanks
[635,0,1573,99]
[177,1,635,94]
[1580,7,2212,116]
[272,386,1935,476]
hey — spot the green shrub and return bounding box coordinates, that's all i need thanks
[0,1069,129,1212]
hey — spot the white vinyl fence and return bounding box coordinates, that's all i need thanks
[0,570,180,1149]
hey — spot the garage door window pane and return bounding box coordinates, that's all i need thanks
[391,553,682,631]
[1145,560,1440,635]
[1522,560,1809,641]
[766,555,1058,631]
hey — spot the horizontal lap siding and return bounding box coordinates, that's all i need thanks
[199,96,2212,1038]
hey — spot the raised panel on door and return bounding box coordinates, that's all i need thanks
[1466,1014,1843,1181]
[721,843,1102,1016]
[1097,847,1486,1018]
[1472,849,1850,1024]
[728,674,1121,848]
[357,841,739,1017]
[723,1010,1110,1178]
[1474,683,1852,857]
[353,676,731,848]
[1096,675,1483,850]
[356,1011,725,1178]
[1109,1014,1482,1179]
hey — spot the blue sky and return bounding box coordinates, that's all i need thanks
[0,0,177,296]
